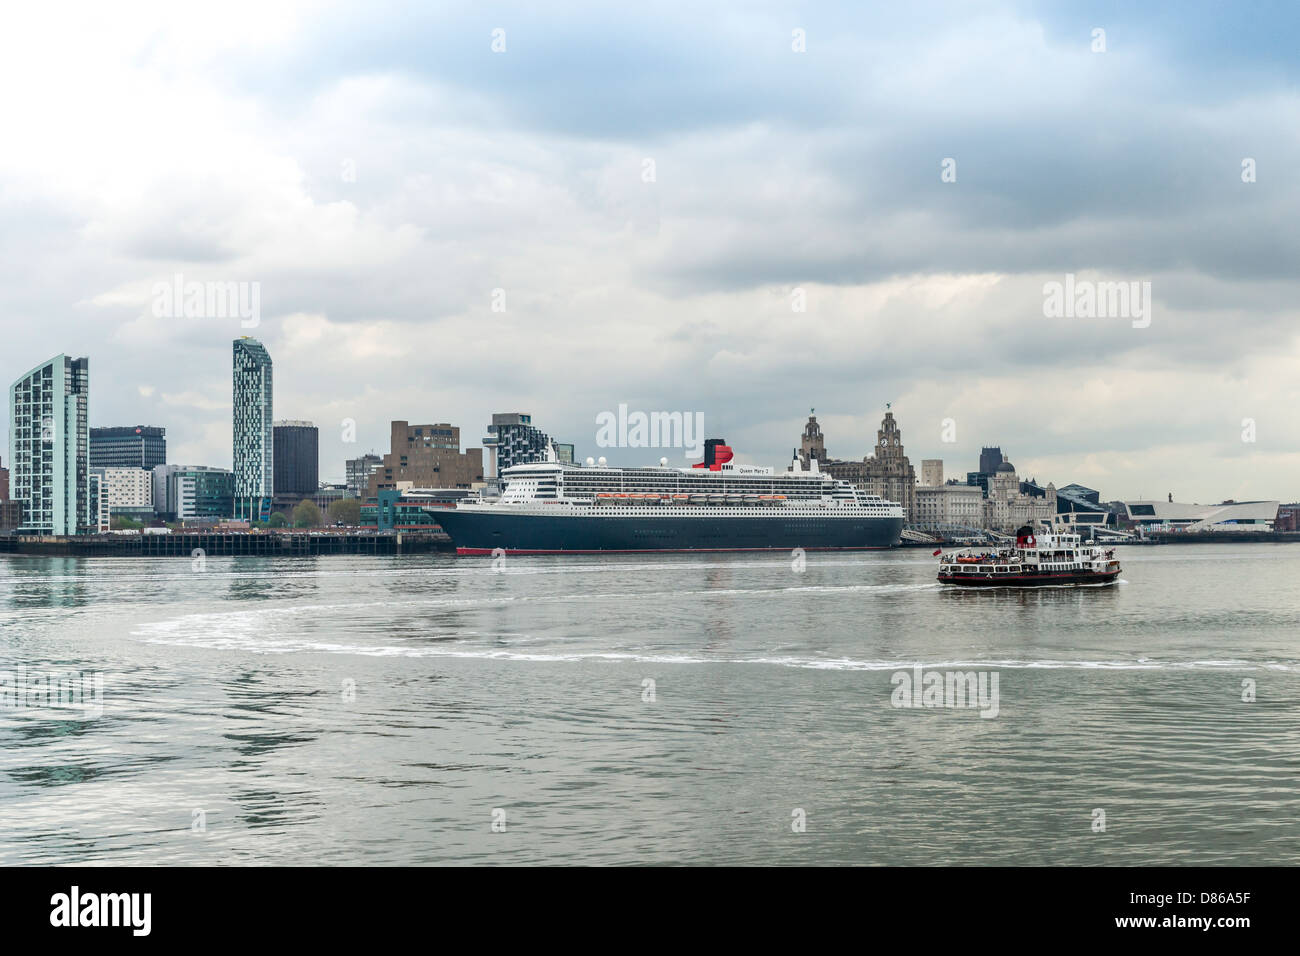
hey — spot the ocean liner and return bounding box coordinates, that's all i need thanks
[435,439,905,555]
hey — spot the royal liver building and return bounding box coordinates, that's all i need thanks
[801,407,918,521]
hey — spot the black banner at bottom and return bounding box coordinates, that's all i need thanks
[0,865,1281,942]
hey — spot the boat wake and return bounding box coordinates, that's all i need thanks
[129,613,1300,673]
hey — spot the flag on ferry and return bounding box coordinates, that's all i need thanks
[932,548,942,556]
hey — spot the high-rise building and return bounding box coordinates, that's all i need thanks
[367,421,482,496]
[90,426,166,471]
[0,454,8,501]
[232,337,273,520]
[979,447,1004,475]
[483,412,569,476]
[8,355,90,535]
[273,420,318,496]
[346,453,382,499]
[920,459,944,488]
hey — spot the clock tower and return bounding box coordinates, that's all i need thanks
[867,409,916,520]
[819,405,918,522]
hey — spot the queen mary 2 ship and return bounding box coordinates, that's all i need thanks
[435,439,905,555]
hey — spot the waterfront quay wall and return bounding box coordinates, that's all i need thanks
[0,532,453,557]
[904,531,1300,547]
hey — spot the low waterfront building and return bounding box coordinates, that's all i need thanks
[0,455,8,501]
[1054,483,1115,531]
[314,484,348,510]
[914,482,984,529]
[1122,499,1279,532]
[153,465,235,522]
[361,488,474,530]
[1276,504,1300,533]
[0,500,21,532]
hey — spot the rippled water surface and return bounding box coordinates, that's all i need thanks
[1,543,1298,865]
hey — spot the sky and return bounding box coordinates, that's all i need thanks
[2,0,1298,502]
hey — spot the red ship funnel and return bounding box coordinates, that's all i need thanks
[691,438,733,470]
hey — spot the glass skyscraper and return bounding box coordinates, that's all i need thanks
[8,354,90,535]
[232,337,273,520]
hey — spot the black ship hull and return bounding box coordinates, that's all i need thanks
[938,568,1120,587]
[436,509,904,554]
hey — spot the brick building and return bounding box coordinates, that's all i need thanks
[366,421,483,497]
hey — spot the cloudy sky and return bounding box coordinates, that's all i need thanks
[2,0,1297,502]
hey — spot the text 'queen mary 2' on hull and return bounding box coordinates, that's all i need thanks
[434,439,905,555]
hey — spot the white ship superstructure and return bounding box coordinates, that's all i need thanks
[434,440,905,554]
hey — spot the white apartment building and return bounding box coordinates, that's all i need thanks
[102,467,154,507]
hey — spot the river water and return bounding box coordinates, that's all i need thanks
[1,543,1297,865]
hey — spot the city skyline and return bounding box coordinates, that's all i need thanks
[1,3,1298,502]
[0,339,1294,505]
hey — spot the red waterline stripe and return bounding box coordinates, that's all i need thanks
[455,546,893,555]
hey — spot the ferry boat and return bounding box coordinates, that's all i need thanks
[434,439,905,555]
[936,525,1121,587]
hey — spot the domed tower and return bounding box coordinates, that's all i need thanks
[799,409,828,468]
[866,408,916,521]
